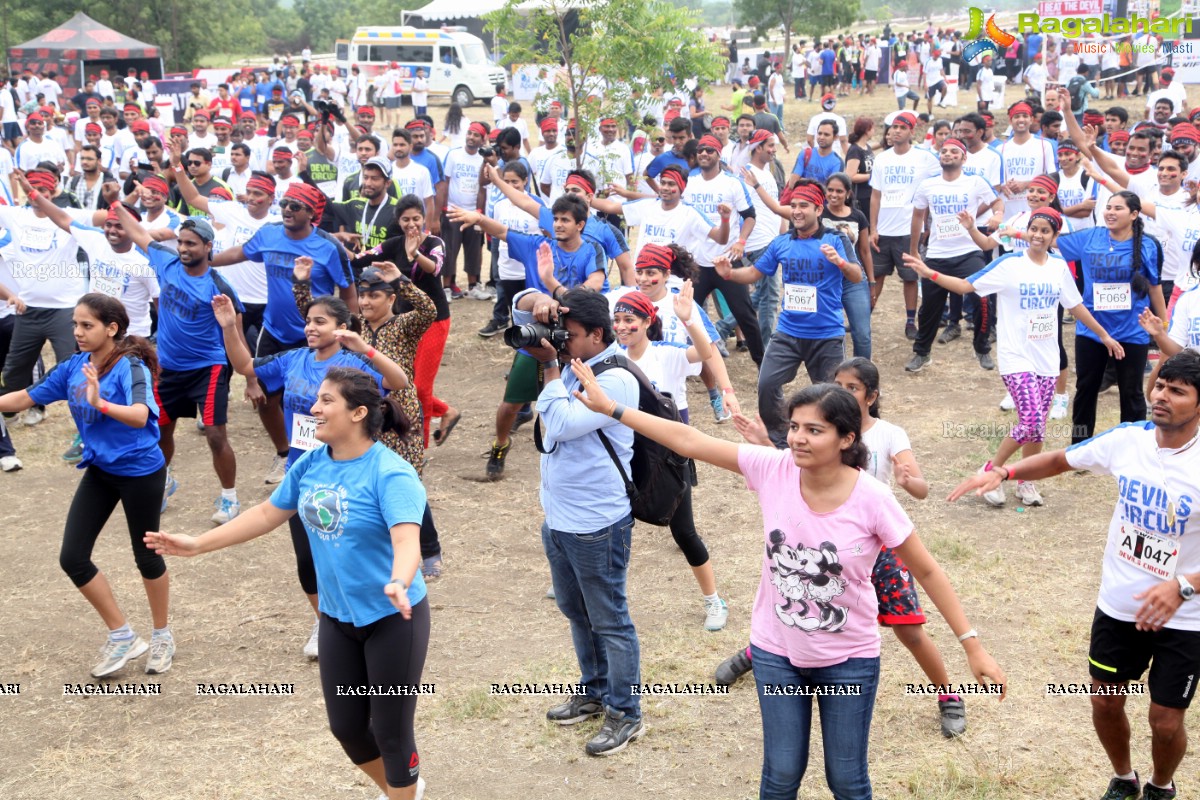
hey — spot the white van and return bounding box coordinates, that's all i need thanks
[336,27,507,107]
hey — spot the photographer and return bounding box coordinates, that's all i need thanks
[520,285,643,757]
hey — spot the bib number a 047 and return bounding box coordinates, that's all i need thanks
[1117,524,1178,579]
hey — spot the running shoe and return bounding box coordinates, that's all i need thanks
[715,648,753,686]
[91,635,149,678]
[449,284,464,300]
[904,353,931,373]
[999,392,1015,411]
[1099,774,1141,800]
[1,455,22,472]
[211,496,241,524]
[21,406,44,426]
[1142,783,1175,800]
[546,695,603,725]
[161,469,178,513]
[478,320,506,338]
[303,620,319,659]
[62,434,83,463]
[264,454,287,485]
[715,338,730,358]
[979,464,1006,507]
[467,284,491,301]
[510,406,534,433]
[703,597,729,631]
[1050,392,1070,420]
[484,284,498,299]
[977,351,996,370]
[486,440,511,480]
[711,394,732,424]
[1015,481,1044,507]
[904,321,918,340]
[586,710,645,756]
[937,324,961,344]
[443,287,454,303]
[145,633,175,675]
[422,555,443,580]
[938,696,966,737]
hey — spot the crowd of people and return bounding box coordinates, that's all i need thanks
[1,20,1200,800]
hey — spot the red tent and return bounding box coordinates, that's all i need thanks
[7,12,164,98]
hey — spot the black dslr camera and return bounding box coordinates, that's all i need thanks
[503,319,569,350]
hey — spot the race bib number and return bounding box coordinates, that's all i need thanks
[881,188,906,208]
[933,217,962,240]
[1116,524,1178,579]
[1027,311,1055,342]
[22,227,53,251]
[782,284,817,313]
[290,413,320,451]
[90,269,126,299]
[1093,282,1131,311]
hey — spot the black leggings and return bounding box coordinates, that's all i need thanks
[61,465,167,588]
[1072,335,1150,444]
[420,503,440,560]
[319,601,431,789]
[693,268,764,365]
[668,482,709,568]
[288,515,318,595]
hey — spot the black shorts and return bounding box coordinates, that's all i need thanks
[872,234,917,281]
[156,365,230,427]
[1089,607,1200,708]
[1101,67,1118,79]
[256,327,305,397]
[927,81,947,98]
[864,69,877,83]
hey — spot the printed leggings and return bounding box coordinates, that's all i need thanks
[1000,372,1058,445]
[414,318,451,449]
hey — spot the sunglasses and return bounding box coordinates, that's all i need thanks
[279,199,311,213]
[187,160,203,167]
[697,147,719,154]
[654,137,665,143]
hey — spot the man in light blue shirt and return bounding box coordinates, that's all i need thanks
[524,286,643,757]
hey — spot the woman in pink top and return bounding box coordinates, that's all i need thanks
[568,370,1006,800]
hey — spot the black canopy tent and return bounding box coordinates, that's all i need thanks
[7,13,164,100]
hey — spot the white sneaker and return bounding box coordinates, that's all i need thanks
[703,597,729,631]
[145,634,175,675]
[211,496,241,524]
[1015,481,1044,506]
[999,392,1015,411]
[484,284,497,299]
[1049,392,1069,420]
[443,287,453,303]
[467,284,491,301]
[0,455,22,472]
[91,635,149,678]
[264,454,287,485]
[978,464,1006,507]
[303,620,319,659]
[21,406,44,426]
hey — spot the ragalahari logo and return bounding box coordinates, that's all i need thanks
[964,8,1016,65]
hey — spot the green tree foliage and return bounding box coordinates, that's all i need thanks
[734,0,860,57]
[486,0,724,167]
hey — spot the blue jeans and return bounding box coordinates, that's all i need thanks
[752,645,880,800]
[769,102,784,122]
[542,514,640,719]
[841,271,872,359]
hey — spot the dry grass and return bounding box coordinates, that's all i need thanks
[1,80,1198,800]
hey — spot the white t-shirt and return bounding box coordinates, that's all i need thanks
[969,251,1082,376]
[391,161,434,201]
[1056,169,1097,232]
[1065,421,1200,630]
[210,202,278,305]
[498,116,530,147]
[528,145,562,197]
[0,206,84,307]
[494,196,541,280]
[978,67,995,102]
[923,57,945,86]
[861,417,912,487]
[585,140,634,191]
[1147,83,1188,118]
[791,53,806,78]
[682,171,753,266]
[539,149,579,203]
[744,163,786,252]
[1057,53,1081,80]
[1152,206,1200,284]
[1101,45,1120,72]
[864,45,881,72]
[806,112,848,156]
[912,173,997,258]
[1168,287,1200,350]
[892,69,911,99]
[411,77,428,107]
[768,73,785,105]
[491,95,509,125]
[71,221,158,336]
[14,137,67,171]
[442,147,484,208]
[1024,63,1048,94]
[622,199,713,261]
[868,146,941,236]
[626,341,694,413]
[998,135,1058,218]
[1134,34,1158,68]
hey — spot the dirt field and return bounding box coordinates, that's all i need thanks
[0,78,1196,800]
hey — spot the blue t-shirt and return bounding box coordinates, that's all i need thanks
[1055,226,1161,344]
[506,231,605,293]
[253,348,385,467]
[536,206,627,262]
[270,442,428,627]
[793,149,845,183]
[753,232,849,339]
[28,353,164,477]
[145,243,244,371]
[820,49,837,76]
[242,223,352,344]
[645,151,691,180]
[411,149,445,185]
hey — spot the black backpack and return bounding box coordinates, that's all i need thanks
[1067,76,1087,112]
[535,353,695,526]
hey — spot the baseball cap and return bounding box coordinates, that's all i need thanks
[363,155,393,178]
[179,217,215,243]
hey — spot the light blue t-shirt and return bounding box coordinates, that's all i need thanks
[270,442,428,626]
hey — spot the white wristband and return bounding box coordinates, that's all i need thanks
[957,628,978,643]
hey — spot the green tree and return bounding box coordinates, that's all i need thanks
[486,0,724,168]
[734,0,860,59]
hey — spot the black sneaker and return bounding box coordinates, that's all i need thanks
[478,320,506,338]
[485,440,511,480]
[977,351,995,370]
[1100,774,1141,800]
[546,695,603,725]
[938,697,966,737]
[905,321,918,340]
[937,324,961,344]
[585,709,645,756]
[1142,783,1175,800]
[714,648,752,686]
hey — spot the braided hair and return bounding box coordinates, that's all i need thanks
[1114,191,1153,297]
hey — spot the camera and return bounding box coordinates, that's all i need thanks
[479,146,495,158]
[504,319,569,350]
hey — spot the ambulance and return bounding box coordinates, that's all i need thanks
[335,27,507,107]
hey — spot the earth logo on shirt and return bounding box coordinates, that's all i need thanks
[301,484,348,541]
[963,8,1015,65]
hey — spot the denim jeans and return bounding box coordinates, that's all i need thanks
[542,514,641,719]
[769,102,784,122]
[752,645,880,800]
[841,270,871,359]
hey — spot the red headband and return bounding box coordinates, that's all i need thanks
[539,117,558,133]
[192,110,209,120]
[664,109,680,122]
[209,186,233,201]
[1109,130,1130,144]
[1029,207,1063,233]
[26,171,57,192]
[142,176,170,195]
[123,103,141,112]
[1009,102,1033,117]
[106,202,141,222]
[468,122,489,137]
[246,175,277,195]
[613,291,658,323]
[659,165,688,191]
[284,182,326,224]
[892,112,917,129]
[1170,123,1200,143]
[710,116,730,128]
[697,135,722,150]
[84,122,102,134]
[941,137,967,154]
[564,174,595,195]
[170,126,188,136]
[1028,175,1059,195]
[280,115,299,127]
[356,106,374,117]
[405,119,427,130]
[787,183,825,208]
[635,243,674,272]
[600,117,617,126]
[1082,111,1105,125]
[271,148,294,160]
[748,129,773,146]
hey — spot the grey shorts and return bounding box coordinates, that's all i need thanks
[872,234,917,281]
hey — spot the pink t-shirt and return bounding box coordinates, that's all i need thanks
[739,445,914,668]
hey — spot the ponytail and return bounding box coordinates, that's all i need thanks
[75,293,160,379]
[1130,216,1150,297]
[322,366,412,441]
[646,316,664,341]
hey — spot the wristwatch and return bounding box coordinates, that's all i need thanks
[1178,575,1196,601]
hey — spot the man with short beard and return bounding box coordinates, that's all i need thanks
[188,110,217,150]
[14,111,67,173]
[169,148,230,218]
[65,145,115,210]
[329,155,398,253]
[390,128,434,223]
